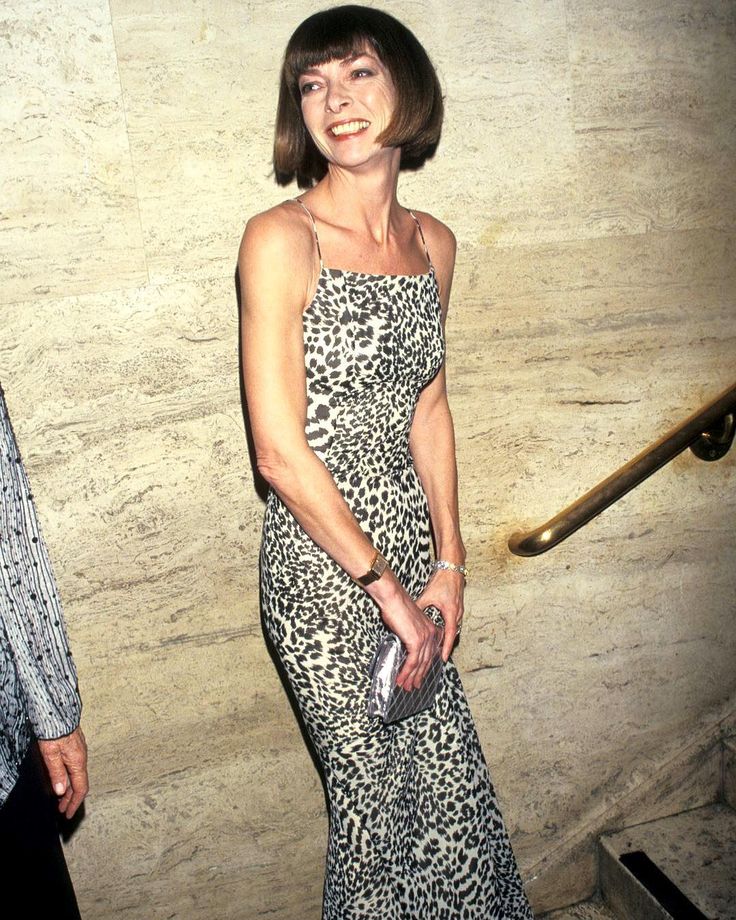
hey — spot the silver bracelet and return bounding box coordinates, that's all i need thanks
[432,559,468,579]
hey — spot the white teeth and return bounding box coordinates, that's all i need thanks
[330,120,370,136]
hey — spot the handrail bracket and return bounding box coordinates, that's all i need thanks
[690,412,735,462]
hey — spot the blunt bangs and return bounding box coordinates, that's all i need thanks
[283,30,377,103]
[274,5,443,188]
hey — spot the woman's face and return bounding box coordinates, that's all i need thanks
[297,47,397,171]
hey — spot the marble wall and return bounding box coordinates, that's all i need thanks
[2,1,734,917]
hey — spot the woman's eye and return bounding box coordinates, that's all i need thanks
[351,68,373,79]
[300,82,320,96]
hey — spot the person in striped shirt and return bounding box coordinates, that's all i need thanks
[0,383,88,918]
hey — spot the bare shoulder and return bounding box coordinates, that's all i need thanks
[238,200,319,313]
[238,200,315,274]
[410,210,457,306]
[410,210,457,268]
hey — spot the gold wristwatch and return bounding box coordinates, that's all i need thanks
[356,550,388,587]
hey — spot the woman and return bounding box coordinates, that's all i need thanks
[239,6,534,918]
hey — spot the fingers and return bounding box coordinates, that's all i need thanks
[395,639,425,689]
[59,784,74,814]
[39,742,69,797]
[62,729,89,819]
[380,593,449,691]
[419,578,464,663]
[396,622,442,690]
[441,622,457,662]
[395,655,419,689]
[63,758,89,819]
[38,727,89,819]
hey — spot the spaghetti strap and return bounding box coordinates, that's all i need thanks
[407,209,433,272]
[293,198,324,271]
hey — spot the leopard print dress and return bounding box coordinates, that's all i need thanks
[259,200,534,920]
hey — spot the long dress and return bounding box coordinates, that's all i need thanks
[259,200,535,920]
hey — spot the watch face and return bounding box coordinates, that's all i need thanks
[357,552,387,586]
[372,554,388,577]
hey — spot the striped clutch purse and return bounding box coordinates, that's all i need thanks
[367,616,445,723]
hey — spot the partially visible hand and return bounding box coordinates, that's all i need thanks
[379,593,443,692]
[416,568,465,662]
[38,726,89,819]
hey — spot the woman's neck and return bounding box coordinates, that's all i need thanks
[313,149,403,245]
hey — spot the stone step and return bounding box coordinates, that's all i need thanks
[540,895,618,919]
[599,802,736,919]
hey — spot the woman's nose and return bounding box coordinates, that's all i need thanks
[325,83,351,113]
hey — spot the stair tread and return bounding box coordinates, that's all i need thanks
[600,802,736,919]
[541,897,618,919]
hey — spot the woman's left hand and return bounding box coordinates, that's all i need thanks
[416,568,465,663]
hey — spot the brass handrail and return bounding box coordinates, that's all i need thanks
[508,381,736,557]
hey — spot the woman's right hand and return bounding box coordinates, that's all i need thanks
[377,591,443,692]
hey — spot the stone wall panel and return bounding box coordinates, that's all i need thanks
[2,1,734,916]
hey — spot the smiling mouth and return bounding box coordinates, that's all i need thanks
[330,120,370,137]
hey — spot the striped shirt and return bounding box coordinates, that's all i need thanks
[0,384,81,807]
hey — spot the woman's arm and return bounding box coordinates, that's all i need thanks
[239,205,440,688]
[408,216,466,661]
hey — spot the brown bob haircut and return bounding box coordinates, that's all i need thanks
[274,5,443,188]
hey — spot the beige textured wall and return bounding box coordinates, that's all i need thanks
[2,1,734,917]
